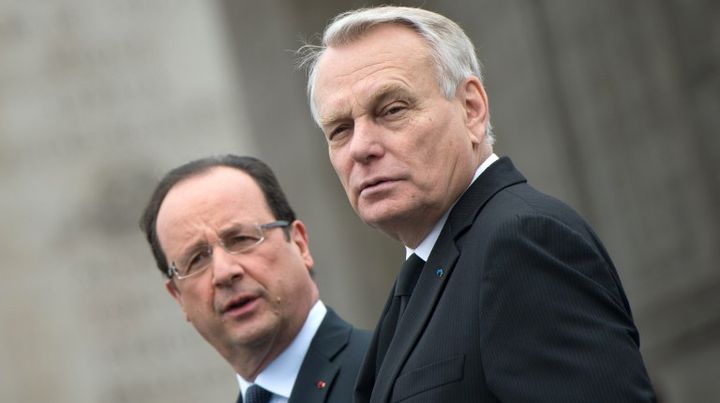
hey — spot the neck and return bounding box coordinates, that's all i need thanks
[396,221,434,249]
[230,331,289,381]
[394,148,494,248]
[229,294,319,381]
[389,197,455,248]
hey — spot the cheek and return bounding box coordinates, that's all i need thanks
[182,286,214,314]
[329,152,355,194]
[409,130,458,187]
[329,148,348,174]
[262,272,295,310]
[249,254,285,292]
[180,297,212,327]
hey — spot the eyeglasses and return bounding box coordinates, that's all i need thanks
[167,220,289,281]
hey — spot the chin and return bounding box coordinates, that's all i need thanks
[232,324,277,348]
[358,208,410,237]
[357,206,389,226]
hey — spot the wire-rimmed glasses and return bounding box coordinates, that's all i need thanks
[167,220,289,280]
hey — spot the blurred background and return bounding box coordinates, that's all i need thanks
[1,0,718,402]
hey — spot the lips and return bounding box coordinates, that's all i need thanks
[220,293,259,316]
[358,176,399,194]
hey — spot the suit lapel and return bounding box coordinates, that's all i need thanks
[445,157,526,235]
[371,157,526,402]
[355,290,394,403]
[289,310,350,403]
[371,226,460,402]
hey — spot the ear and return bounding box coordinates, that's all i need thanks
[289,220,315,273]
[165,280,190,322]
[458,76,490,146]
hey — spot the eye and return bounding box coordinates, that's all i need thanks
[184,249,211,275]
[223,232,261,252]
[385,105,405,115]
[380,102,408,118]
[328,124,352,141]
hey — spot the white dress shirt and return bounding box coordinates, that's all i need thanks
[237,300,327,403]
[406,153,499,260]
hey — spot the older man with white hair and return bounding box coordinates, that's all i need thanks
[301,6,657,403]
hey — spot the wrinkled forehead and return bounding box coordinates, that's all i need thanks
[318,23,431,76]
[314,25,435,111]
[156,168,273,241]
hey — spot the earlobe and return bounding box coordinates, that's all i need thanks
[165,279,180,300]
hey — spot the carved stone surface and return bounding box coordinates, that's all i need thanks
[1,1,252,402]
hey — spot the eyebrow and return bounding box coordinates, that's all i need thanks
[371,83,413,105]
[175,231,214,260]
[176,240,208,264]
[216,222,249,238]
[319,109,350,129]
[319,83,414,128]
[174,223,249,260]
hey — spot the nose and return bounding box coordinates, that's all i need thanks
[211,246,244,287]
[349,119,385,163]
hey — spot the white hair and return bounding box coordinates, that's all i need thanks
[298,6,494,144]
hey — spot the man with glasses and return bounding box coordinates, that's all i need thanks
[140,155,370,403]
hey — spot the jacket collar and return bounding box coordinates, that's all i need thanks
[289,309,352,402]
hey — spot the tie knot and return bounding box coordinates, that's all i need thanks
[244,384,273,403]
[395,254,425,297]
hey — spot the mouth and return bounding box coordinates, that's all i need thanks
[358,177,400,195]
[221,294,260,317]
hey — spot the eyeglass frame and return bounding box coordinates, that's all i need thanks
[167,220,290,281]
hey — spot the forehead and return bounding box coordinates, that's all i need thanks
[156,167,273,238]
[319,23,431,73]
[314,24,436,115]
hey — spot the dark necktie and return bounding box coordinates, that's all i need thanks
[395,253,425,317]
[241,384,273,403]
[375,253,425,374]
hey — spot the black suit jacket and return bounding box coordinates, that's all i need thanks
[289,308,371,403]
[355,157,656,403]
[236,308,370,403]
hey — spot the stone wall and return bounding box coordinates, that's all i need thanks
[1,1,251,402]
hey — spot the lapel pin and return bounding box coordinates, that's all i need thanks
[316,380,327,389]
[435,268,445,278]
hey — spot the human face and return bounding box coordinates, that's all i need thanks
[155,167,317,374]
[313,24,490,247]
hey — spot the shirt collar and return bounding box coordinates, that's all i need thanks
[406,153,499,260]
[236,300,327,400]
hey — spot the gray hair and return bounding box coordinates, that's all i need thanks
[298,6,494,143]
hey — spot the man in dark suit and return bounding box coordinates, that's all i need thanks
[140,155,370,403]
[301,6,657,402]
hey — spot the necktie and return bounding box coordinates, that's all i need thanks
[242,384,273,403]
[395,253,425,317]
[375,253,425,375]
